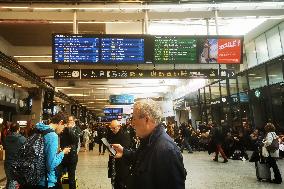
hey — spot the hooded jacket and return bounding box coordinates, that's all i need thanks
[36,123,64,188]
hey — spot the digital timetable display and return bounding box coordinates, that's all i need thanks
[53,34,99,63]
[154,36,197,64]
[101,38,144,63]
[52,34,243,64]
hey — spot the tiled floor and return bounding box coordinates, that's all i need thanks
[0,146,283,189]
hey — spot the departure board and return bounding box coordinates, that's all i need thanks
[53,34,99,63]
[154,36,197,63]
[101,38,144,63]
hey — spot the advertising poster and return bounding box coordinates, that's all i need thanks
[199,39,218,63]
[218,39,242,64]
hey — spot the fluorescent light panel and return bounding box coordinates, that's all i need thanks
[14,55,51,58]
[18,60,52,63]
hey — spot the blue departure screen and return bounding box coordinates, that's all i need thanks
[101,38,144,63]
[53,34,99,63]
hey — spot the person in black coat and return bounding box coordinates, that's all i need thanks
[108,120,131,189]
[211,122,228,163]
[112,99,187,189]
[59,116,81,189]
[3,123,26,189]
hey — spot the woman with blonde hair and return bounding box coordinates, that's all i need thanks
[263,123,282,184]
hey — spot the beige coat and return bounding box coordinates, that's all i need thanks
[263,132,279,158]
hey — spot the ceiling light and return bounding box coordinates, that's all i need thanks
[96,88,108,90]
[14,55,52,58]
[1,6,29,9]
[67,94,90,97]
[108,85,123,88]
[248,73,256,76]
[18,60,52,63]
[95,99,108,101]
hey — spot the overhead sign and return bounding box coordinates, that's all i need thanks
[54,69,230,79]
[52,34,243,64]
[198,38,242,64]
[109,94,134,105]
[154,36,197,64]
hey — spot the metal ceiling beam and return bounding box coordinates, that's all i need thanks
[0,9,284,21]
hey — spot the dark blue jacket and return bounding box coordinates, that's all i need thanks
[123,124,186,189]
[3,132,26,164]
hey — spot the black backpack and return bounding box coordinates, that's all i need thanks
[11,129,54,186]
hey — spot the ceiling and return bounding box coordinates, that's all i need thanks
[0,1,284,113]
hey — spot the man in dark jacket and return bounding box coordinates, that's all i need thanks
[180,123,193,153]
[112,99,186,189]
[60,115,81,189]
[4,123,26,189]
[108,120,131,189]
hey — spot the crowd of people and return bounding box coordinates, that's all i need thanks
[0,99,283,188]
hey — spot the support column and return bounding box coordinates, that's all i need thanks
[142,9,149,34]
[73,10,78,34]
[65,104,71,116]
[31,89,44,124]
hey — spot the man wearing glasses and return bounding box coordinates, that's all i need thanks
[108,120,131,189]
[112,99,186,189]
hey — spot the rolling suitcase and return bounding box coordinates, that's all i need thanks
[256,161,271,181]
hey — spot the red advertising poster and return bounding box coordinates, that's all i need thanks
[217,39,242,64]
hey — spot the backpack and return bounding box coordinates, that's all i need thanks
[11,129,54,186]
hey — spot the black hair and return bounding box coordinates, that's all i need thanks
[50,112,67,124]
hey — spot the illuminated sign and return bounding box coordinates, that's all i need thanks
[54,69,232,79]
[154,36,197,63]
[52,34,243,64]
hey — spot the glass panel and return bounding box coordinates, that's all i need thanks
[205,86,210,103]
[237,73,249,92]
[199,88,205,104]
[245,41,257,68]
[267,61,283,85]
[211,81,220,100]
[255,34,269,64]
[248,66,267,89]
[229,78,238,95]
[266,27,282,59]
[279,22,284,54]
[220,79,227,97]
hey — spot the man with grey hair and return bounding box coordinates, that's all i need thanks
[112,99,186,189]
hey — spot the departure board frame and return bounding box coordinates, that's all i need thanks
[52,34,243,65]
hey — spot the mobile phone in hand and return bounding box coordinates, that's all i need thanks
[101,138,117,156]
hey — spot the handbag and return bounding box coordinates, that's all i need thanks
[266,138,279,152]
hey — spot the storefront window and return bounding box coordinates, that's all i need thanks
[248,66,267,89]
[267,60,283,85]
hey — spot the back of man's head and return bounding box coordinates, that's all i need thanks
[134,99,162,125]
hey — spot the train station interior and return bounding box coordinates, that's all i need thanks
[0,0,284,188]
